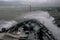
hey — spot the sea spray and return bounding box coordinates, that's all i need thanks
[16,11,60,40]
[0,20,17,31]
[0,11,60,40]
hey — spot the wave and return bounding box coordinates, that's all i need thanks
[0,20,17,31]
[18,11,60,40]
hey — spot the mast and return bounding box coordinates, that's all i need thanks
[30,5,31,12]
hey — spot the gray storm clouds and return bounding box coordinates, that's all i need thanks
[0,0,60,7]
[0,0,59,3]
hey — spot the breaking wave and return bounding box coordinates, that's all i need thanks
[0,11,60,40]
[0,20,17,31]
[17,11,60,40]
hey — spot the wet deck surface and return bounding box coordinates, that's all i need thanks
[0,33,18,40]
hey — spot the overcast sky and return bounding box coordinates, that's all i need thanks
[0,0,59,3]
[0,0,60,7]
